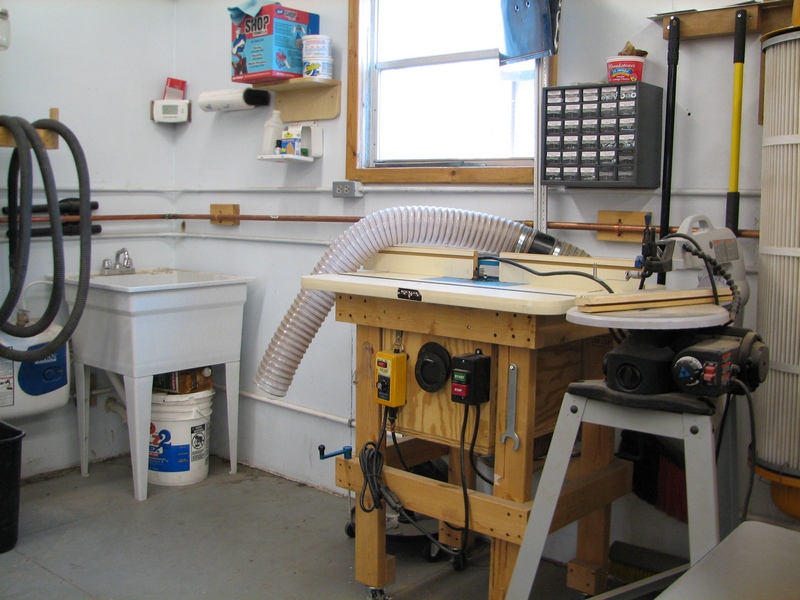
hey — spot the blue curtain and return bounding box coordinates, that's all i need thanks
[499,0,561,65]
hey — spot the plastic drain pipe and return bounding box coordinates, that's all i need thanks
[255,205,587,398]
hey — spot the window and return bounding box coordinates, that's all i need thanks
[346,0,548,184]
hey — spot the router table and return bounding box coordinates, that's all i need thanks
[302,247,641,599]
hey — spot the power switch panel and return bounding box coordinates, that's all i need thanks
[375,350,408,408]
[451,349,491,405]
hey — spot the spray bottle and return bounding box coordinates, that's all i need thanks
[261,110,285,156]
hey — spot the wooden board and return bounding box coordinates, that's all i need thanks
[597,210,650,243]
[333,294,600,350]
[0,108,60,149]
[575,287,732,313]
[366,247,478,280]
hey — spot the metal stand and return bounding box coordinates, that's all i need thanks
[506,381,721,600]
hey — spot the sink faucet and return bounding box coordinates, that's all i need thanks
[102,248,136,275]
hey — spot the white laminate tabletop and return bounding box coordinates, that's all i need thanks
[566,304,730,330]
[302,271,586,316]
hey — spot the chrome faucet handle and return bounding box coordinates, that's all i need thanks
[114,248,134,269]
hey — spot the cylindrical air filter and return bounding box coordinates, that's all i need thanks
[755,28,800,517]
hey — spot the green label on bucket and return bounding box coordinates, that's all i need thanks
[149,425,190,472]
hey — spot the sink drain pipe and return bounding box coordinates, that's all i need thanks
[0,117,92,362]
[255,205,587,398]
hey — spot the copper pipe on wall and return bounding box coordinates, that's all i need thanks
[547,220,760,239]
[0,213,760,238]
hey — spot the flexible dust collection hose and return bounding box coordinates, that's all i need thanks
[255,206,587,398]
[0,116,92,362]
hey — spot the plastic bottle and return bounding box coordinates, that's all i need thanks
[261,110,284,156]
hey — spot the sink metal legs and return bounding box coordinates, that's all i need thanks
[75,361,241,500]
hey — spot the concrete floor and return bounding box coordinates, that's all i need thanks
[0,455,586,600]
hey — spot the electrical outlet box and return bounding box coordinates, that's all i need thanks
[375,350,407,408]
[451,350,491,405]
[332,180,363,198]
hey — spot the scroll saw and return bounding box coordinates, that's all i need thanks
[601,215,767,397]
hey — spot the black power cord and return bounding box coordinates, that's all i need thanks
[469,404,494,486]
[731,376,757,522]
[358,405,462,560]
[659,231,742,324]
[478,252,616,294]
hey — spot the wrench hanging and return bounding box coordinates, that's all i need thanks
[500,364,520,451]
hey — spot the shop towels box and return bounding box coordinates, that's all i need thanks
[231,4,320,84]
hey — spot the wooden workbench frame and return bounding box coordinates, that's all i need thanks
[332,293,632,598]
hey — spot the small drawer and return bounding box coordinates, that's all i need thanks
[600,102,618,118]
[562,166,579,180]
[598,166,616,181]
[545,151,562,165]
[546,89,564,103]
[545,135,562,150]
[599,150,617,165]
[618,100,636,116]
[546,104,563,120]
[600,134,617,150]
[545,166,562,180]
[618,134,635,149]
[601,86,619,101]
[619,85,638,100]
[582,103,599,118]
[581,119,599,134]
[561,150,579,165]
[564,103,582,118]
[581,134,599,149]
[562,135,580,150]
[600,118,618,134]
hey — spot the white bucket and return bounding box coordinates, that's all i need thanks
[148,388,213,486]
[302,34,332,59]
[303,58,333,79]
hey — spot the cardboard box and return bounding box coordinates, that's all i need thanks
[153,367,213,394]
[231,4,320,84]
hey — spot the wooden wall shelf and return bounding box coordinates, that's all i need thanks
[253,78,341,122]
[652,0,793,40]
[0,108,60,149]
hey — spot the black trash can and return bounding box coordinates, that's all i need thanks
[0,420,25,554]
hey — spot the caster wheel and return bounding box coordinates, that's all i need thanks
[345,506,356,538]
[452,552,468,572]
[369,587,390,600]
[422,541,444,563]
[345,520,356,538]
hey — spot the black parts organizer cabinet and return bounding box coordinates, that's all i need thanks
[542,81,663,188]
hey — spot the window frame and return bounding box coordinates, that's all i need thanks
[346,0,552,185]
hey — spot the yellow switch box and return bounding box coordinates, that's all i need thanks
[375,350,407,408]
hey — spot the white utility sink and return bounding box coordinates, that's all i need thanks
[64,268,253,501]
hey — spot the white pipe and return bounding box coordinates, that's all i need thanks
[228,385,354,427]
[255,206,539,398]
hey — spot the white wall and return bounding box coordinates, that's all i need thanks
[0,0,793,563]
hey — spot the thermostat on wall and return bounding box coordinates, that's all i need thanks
[151,99,191,123]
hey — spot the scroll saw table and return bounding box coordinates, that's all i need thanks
[302,248,640,599]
